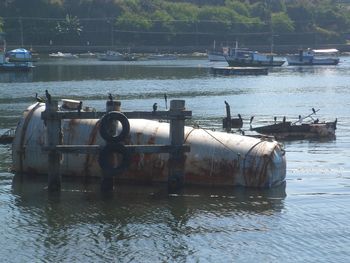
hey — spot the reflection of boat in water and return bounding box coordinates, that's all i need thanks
[147,53,177,60]
[49,52,78,59]
[225,47,285,67]
[286,49,339,66]
[78,51,97,58]
[250,110,337,140]
[98,50,138,61]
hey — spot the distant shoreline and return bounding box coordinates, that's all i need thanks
[4,44,350,55]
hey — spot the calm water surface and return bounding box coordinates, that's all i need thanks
[0,57,349,262]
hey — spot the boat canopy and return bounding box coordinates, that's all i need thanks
[312,49,338,54]
[7,48,32,59]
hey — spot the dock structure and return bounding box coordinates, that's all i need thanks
[41,99,191,192]
[211,66,268,76]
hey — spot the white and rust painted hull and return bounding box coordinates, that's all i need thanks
[12,103,286,188]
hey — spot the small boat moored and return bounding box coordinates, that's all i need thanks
[0,49,34,71]
[286,48,339,66]
[49,52,78,59]
[225,44,285,67]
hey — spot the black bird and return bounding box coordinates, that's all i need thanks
[35,93,45,103]
[77,101,83,113]
[153,103,158,112]
[224,100,229,107]
[312,108,316,114]
[274,116,277,123]
[250,116,254,124]
[164,94,168,109]
[299,115,302,121]
[108,93,113,101]
[45,90,51,104]
[238,113,242,120]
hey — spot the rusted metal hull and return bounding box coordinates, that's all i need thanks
[252,121,336,140]
[12,103,286,188]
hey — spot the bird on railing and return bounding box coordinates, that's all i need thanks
[108,93,113,101]
[35,93,45,103]
[77,101,83,114]
[153,103,158,112]
[45,90,51,104]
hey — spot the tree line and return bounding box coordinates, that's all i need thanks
[0,0,349,51]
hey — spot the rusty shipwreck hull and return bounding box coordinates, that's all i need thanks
[12,103,286,188]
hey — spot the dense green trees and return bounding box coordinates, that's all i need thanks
[0,0,349,49]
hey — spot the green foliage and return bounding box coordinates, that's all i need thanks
[115,12,152,31]
[1,0,350,47]
[271,12,294,33]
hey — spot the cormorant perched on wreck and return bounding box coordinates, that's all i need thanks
[108,93,113,101]
[77,101,83,113]
[164,94,168,109]
[45,90,51,104]
[35,93,45,103]
[238,114,242,120]
[153,103,158,112]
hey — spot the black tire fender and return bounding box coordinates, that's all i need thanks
[99,111,130,143]
[98,143,130,175]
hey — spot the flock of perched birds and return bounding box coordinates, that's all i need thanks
[35,91,168,113]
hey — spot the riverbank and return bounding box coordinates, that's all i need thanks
[5,43,350,55]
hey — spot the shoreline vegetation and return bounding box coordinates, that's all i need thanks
[1,0,350,54]
[5,44,350,56]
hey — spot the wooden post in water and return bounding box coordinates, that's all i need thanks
[46,100,62,191]
[224,101,231,132]
[100,100,121,192]
[168,100,186,192]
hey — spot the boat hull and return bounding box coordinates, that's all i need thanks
[252,121,336,140]
[208,52,226,61]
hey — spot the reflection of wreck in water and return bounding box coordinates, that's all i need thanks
[11,175,286,225]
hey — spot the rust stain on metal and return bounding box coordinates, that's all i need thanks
[83,120,100,177]
[147,126,159,145]
[66,118,79,144]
